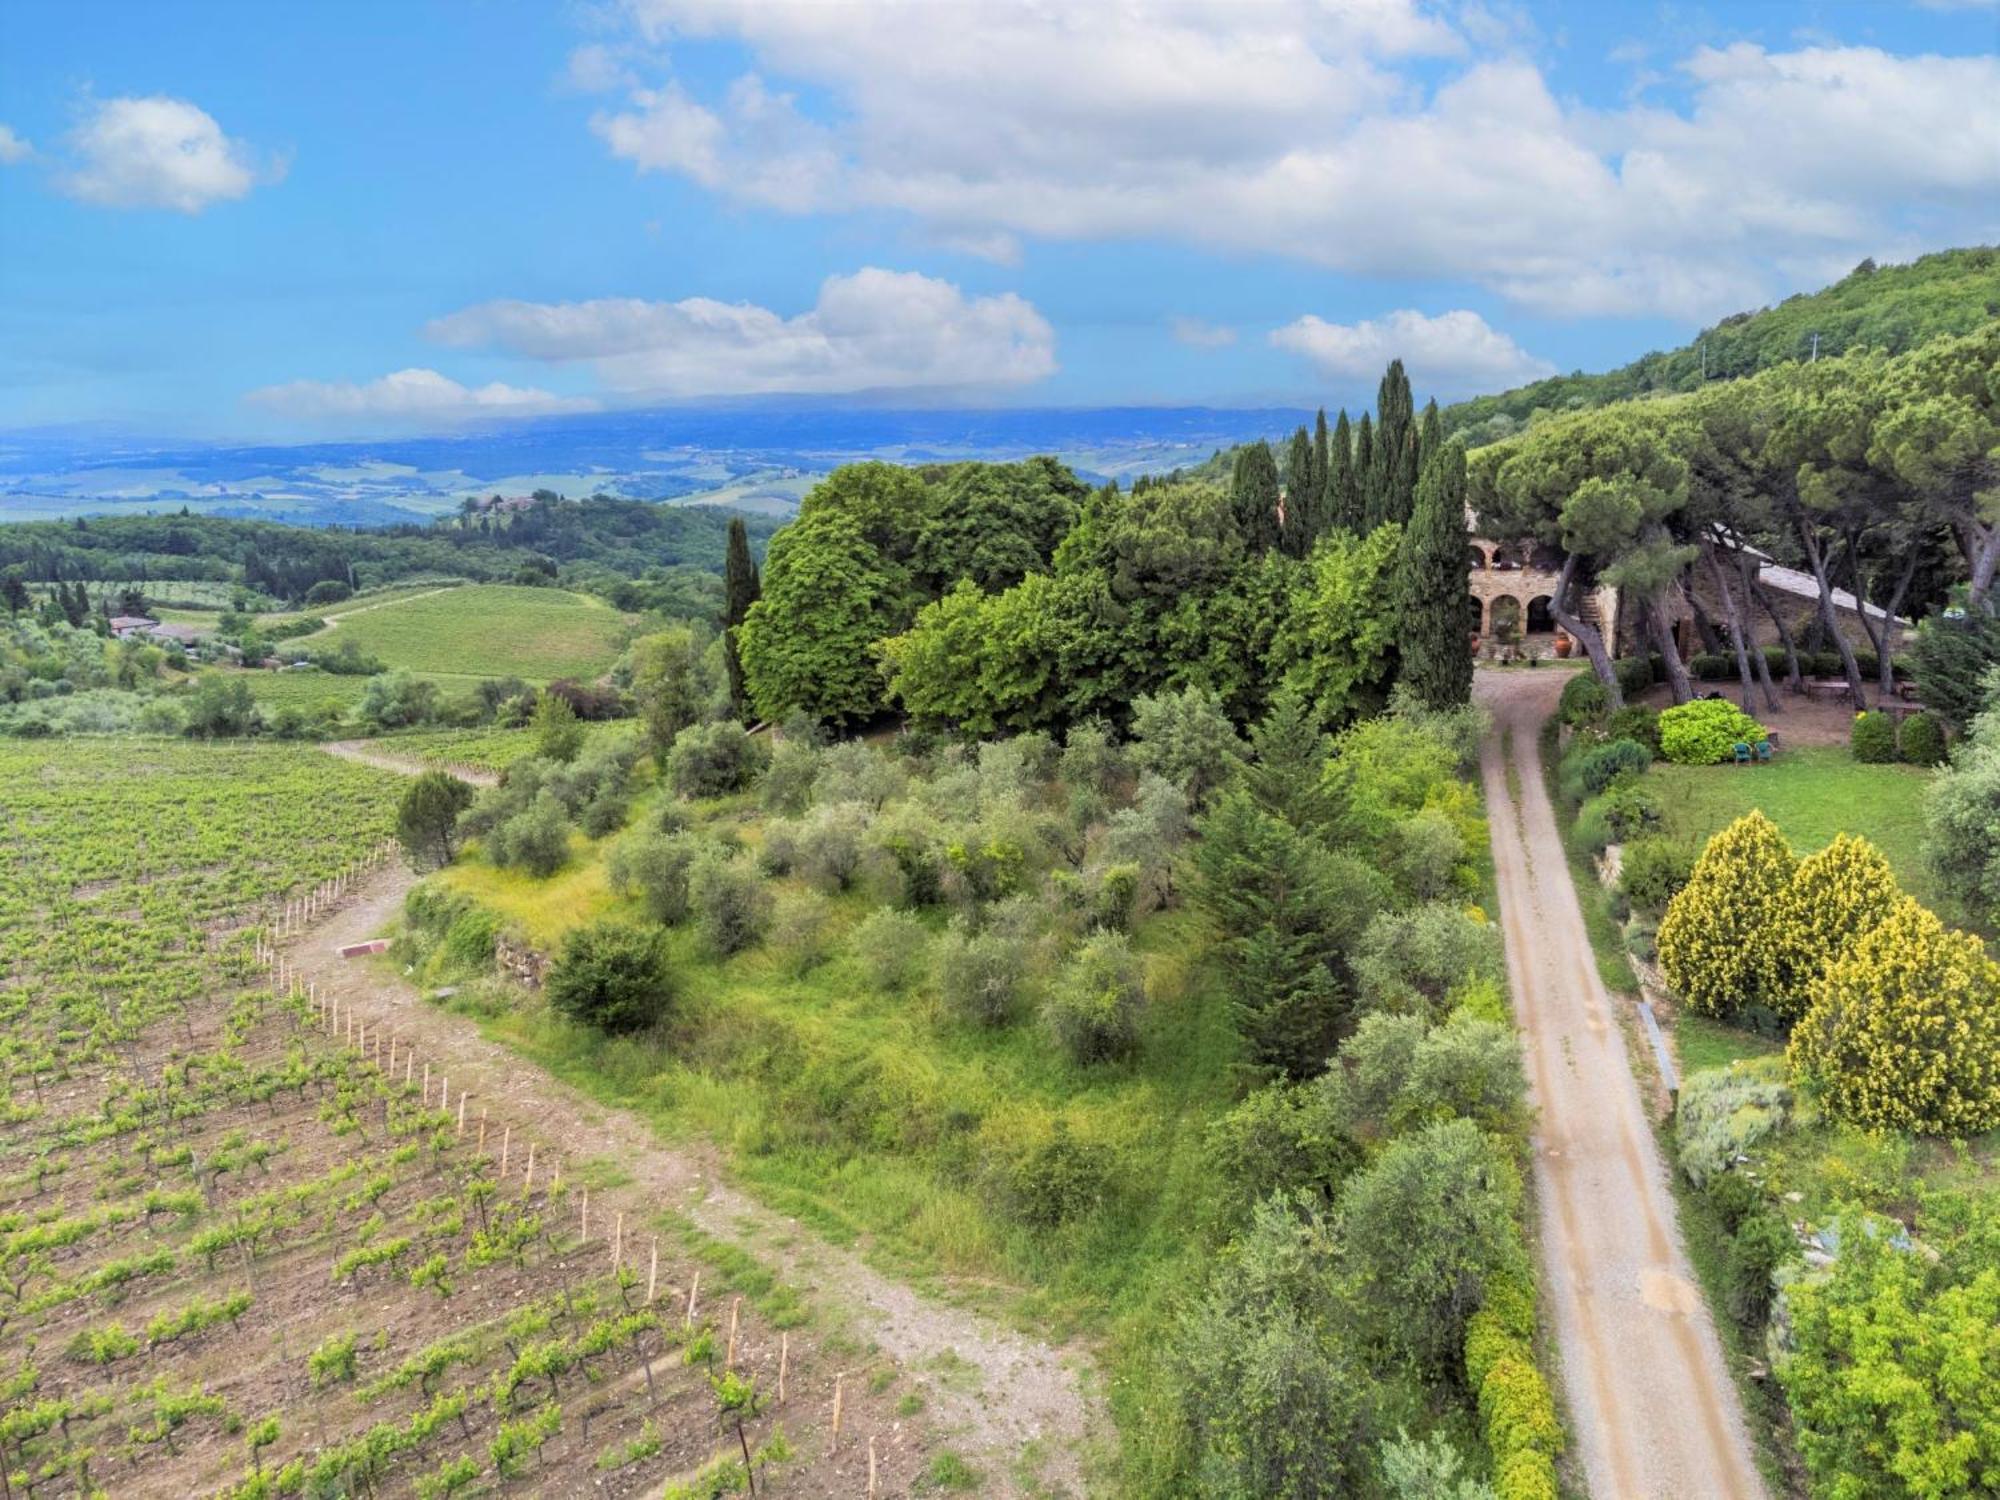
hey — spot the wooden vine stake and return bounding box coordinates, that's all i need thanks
[646,1240,658,1305]
[829,1374,844,1455]
[686,1270,699,1327]
[612,1211,623,1271]
[580,1188,589,1241]
[523,1144,535,1194]
[499,1125,510,1178]
[726,1296,741,1368]
[478,1109,487,1149]
[867,1436,878,1499]
[777,1333,788,1404]
[421,1062,430,1106]
[456,1094,466,1137]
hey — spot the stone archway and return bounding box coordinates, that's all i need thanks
[1468,544,1490,572]
[1527,594,1556,634]
[1490,595,1523,638]
[1467,595,1486,634]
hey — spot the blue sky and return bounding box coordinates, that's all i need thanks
[1,0,1994,439]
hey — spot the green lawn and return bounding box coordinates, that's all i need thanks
[295,584,631,680]
[1650,747,1941,909]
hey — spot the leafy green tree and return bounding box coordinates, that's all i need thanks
[1129,685,1244,807]
[607,830,702,924]
[532,690,585,764]
[737,508,911,725]
[1266,523,1402,727]
[1338,1117,1523,1375]
[359,669,438,730]
[1397,439,1474,710]
[627,626,706,762]
[1230,441,1283,554]
[1926,705,2000,924]
[1779,1192,2000,1500]
[913,456,1084,592]
[546,921,673,1035]
[1176,1196,1365,1500]
[396,770,475,870]
[1042,931,1145,1064]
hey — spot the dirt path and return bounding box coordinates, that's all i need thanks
[322,739,501,786]
[284,867,1096,1497]
[1477,670,1765,1500]
[302,585,456,640]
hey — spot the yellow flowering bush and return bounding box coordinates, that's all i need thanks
[1658,811,1797,1018]
[1764,833,1904,1020]
[1789,896,2000,1134]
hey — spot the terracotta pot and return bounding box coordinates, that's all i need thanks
[1554,633,1573,658]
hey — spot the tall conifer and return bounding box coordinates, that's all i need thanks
[1230,441,1283,553]
[722,517,762,718]
[1395,438,1474,709]
[1282,426,1316,557]
[1330,409,1361,532]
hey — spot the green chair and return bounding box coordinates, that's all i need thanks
[1732,741,1752,765]
[1755,740,1773,763]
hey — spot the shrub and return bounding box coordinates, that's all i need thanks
[1204,1082,1357,1227]
[688,851,772,957]
[1558,673,1609,727]
[1612,656,1654,698]
[665,721,769,798]
[760,737,818,814]
[935,917,1025,1027]
[1617,836,1696,917]
[768,891,832,977]
[1043,931,1144,1064]
[1850,710,1896,764]
[1387,806,1468,901]
[532,691,586,764]
[1657,811,1796,1020]
[1673,1060,1791,1188]
[1789,895,2000,1134]
[1575,737,1652,796]
[1658,699,1768,765]
[1355,903,1504,1019]
[1603,704,1661,754]
[793,801,873,891]
[547,922,673,1034]
[608,831,701,924]
[1570,782,1661,855]
[848,908,930,992]
[1897,710,1946,767]
[488,793,571,877]
[1001,1120,1110,1228]
[1764,834,1903,1019]
[1688,651,1735,682]
[579,792,630,838]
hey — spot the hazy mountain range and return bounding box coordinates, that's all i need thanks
[0,406,1310,527]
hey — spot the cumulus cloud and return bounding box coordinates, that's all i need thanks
[60,95,279,212]
[1170,316,1237,350]
[1271,309,1554,391]
[585,3,2000,318]
[0,125,31,165]
[426,268,1057,398]
[246,369,595,427]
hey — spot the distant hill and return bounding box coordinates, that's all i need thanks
[1443,246,2000,445]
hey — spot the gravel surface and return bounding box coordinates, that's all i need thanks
[1478,669,1766,1500]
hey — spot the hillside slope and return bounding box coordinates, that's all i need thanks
[1445,246,1999,444]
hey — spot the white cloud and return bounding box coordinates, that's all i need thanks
[585,3,2000,319]
[0,125,31,165]
[1271,308,1554,391]
[426,268,1057,399]
[60,95,278,212]
[245,369,595,427]
[1170,316,1237,350]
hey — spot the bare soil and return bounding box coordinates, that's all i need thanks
[1478,668,1766,1500]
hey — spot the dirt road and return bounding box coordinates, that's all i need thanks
[286,867,1095,1497]
[1477,670,1765,1500]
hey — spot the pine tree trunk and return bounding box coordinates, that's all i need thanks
[1750,572,1804,691]
[1549,552,1622,707]
[1852,546,1918,701]
[1797,522,1869,708]
[1646,592,1695,704]
[1704,544,1772,713]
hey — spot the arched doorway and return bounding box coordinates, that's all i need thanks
[1489,595,1522,641]
[1467,544,1489,572]
[1527,595,1555,634]
[1466,596,1486,634]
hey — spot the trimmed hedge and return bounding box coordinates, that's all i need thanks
[1464,1270,1562,1500]
[1850,710,1896,764]
[1604,705,1661,754]
[1558,673,1610,727]
[1612,657,1654,699]
[1658,700,1768,765]
[1897,711,1945,767]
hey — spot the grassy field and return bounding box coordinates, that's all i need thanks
[297,584,631,681]
[1650,746,1940,908]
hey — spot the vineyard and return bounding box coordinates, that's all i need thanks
[0,742,906,1497]
[293,588,632,682]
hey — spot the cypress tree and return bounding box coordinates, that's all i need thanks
[1282,426,1316,558]
[1395,438,1474,709]
[1354,413,1376,528]
[722,517,762,718]
[1330,409,1361,532]
[1311,407,1330,517]
[1371,360,1418,529]
[1230,441,1283,554]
